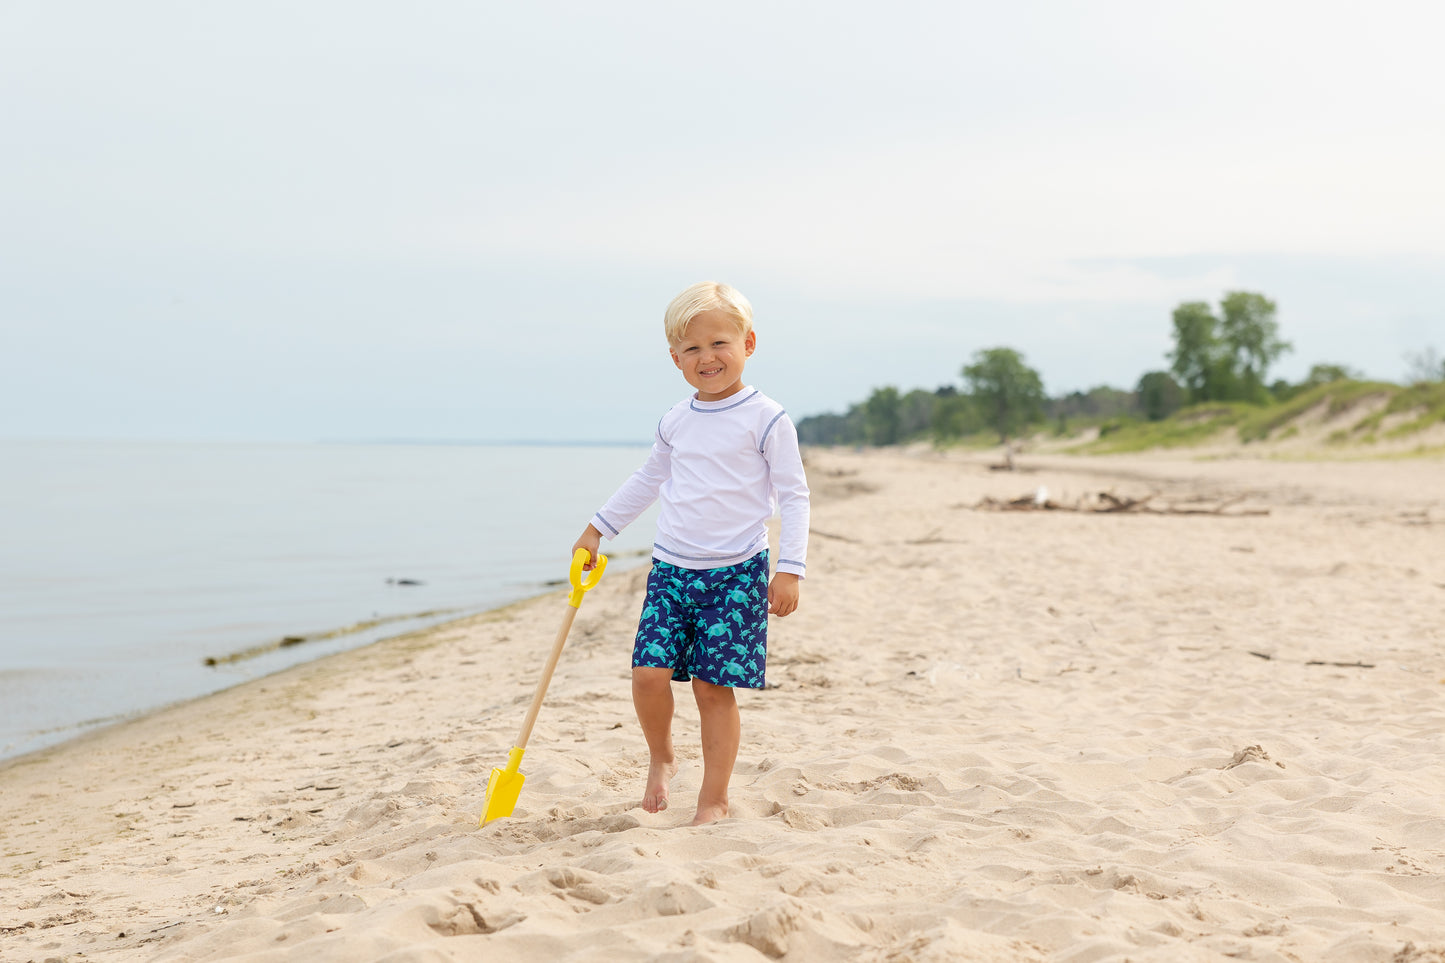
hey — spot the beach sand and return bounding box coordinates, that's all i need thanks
[4,448,1444,962]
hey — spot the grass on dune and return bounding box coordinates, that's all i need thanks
[1234,381,1397,443]
[1069,403,1252,454]
[1376,381,1445,437]
[1314,380,1445,443]
[1064,380,1444,455]
[844,380,1445,457]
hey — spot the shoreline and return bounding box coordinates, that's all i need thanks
[0,599,523,767]
[1,546,658,766]
[0,550,657,773]
[5,447,1443,962]
[0,597,528,775]
[0,439,662,766]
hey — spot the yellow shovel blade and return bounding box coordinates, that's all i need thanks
[480,747,526,826]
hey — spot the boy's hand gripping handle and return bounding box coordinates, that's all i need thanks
[568,547,607,607]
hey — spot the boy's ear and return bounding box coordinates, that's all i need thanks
[744,330,756,357]
[669,345,682,369]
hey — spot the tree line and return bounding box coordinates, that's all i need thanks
[796,291,1440,446]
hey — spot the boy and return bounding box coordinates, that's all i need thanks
[572,281,810,826]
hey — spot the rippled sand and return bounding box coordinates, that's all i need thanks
[4,448,1443,962]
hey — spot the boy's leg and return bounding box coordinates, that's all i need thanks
[691,679,739,825]
[631,560,691,814]
[632,666,680,813]
[682,552,767,825]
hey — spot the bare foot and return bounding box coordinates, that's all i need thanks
[642,757,680,813]
[690,800,729,826]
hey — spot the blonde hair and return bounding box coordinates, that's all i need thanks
[663,281,753,345]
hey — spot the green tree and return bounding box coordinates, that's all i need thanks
[862,386,902,445]
[962,347,1046,442]
[1272,363,1356,402]
[1136,370,1184,421]
[1048,386,1136,422]
[1219,291,1291,399]
[1304,363,1359,386]
[1167,301,1224,401]
[897,388,939,439]
[795,407,864,445]
[931,392,980,441]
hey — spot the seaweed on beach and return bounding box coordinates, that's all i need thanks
[202,608,462,666]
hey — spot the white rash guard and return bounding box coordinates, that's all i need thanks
[592,388,810,577]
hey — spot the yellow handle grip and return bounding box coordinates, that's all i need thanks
[568,547,607,607]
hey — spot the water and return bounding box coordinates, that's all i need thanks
[0,440,658,760]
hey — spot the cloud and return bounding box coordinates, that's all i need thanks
[425,120,1442,308]
[4,1,1444,440]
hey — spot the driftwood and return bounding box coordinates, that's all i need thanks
[974,488,1269,517]
[1251,651,1375,668]
[987,444,1017,472]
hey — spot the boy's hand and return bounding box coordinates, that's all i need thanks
[767,572,800,617]
[572,525,603,571]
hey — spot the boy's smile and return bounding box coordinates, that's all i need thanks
[670,308,756,402]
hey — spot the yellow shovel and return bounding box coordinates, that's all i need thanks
[480,547,608,826]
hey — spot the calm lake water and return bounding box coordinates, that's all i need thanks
[0,440,658,760]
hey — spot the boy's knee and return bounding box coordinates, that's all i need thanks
[633,667,674,693]
[691,678,735,704]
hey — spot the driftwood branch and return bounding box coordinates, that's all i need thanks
[988,444,1017,472]
[1251,651,1374,668]
[974,489,1268,517]
[1306,660,1375,669]
[1097,491,1153,513]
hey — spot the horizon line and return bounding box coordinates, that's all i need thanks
[0,435,654,448]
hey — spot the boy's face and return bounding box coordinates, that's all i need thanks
[669,308,756,403]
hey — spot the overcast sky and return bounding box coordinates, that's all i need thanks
[3,2,1442,443]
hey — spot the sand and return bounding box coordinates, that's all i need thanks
[3,448,1444,962]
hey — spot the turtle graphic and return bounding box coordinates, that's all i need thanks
[720,661,750,682]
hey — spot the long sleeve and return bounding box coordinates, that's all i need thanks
[762,413,810,578]
[592,433,672,540]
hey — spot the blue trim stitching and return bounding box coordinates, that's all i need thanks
[654,542,761,563]
[689,388,759,413]
[758,410,787,454]
[594,513,621,538]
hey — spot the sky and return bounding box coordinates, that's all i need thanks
[2,1,1443,443]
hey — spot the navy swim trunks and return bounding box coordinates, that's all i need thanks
[632,551,770,688]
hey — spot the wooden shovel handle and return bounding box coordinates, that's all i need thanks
[513,603,579,751]
[512,548,606,751]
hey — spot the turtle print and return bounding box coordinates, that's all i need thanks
[632,552,770,688]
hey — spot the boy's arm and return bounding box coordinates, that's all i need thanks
[763,413,810,582]
[578,431,672,567]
